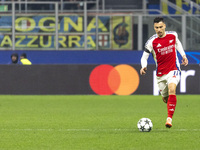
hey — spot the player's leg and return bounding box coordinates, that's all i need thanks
[157,77,168,103]
[157,75,168,103]
[165,83,177,128]
[165,70,180,128]
[167,83,177,116]
[162,96,168,103]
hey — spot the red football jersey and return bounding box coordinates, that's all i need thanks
[145,31,181,76]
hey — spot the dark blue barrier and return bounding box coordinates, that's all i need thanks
[1,50,200,64]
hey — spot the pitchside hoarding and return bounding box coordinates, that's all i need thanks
[0,64,199,95]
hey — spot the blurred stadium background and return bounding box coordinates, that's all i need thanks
[0,0,199,95]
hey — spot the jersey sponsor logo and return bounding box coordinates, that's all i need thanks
[157,44,174,55]
[157,43,162,47]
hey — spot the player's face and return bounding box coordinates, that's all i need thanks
[154,21,166,38]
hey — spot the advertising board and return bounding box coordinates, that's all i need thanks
[0,64,199,95]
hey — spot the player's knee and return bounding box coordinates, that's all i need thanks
[169,88,176,95]
[168,83,177,95]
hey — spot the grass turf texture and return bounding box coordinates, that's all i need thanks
[0,95,199,150]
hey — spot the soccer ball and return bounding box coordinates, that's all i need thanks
[137,118,153,132]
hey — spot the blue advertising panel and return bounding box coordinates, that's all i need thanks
[1,50,200,65]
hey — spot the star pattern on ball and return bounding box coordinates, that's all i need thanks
[145,119,150,124]
[140,126,145,131]
[137,118,153,132]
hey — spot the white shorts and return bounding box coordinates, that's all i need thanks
[157,70,181,97]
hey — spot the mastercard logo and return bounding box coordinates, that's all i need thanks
[89,64,140,95]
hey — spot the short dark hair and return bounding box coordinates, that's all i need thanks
[153,17,164,24]
[21,53,27,58]
[11,53,18,58]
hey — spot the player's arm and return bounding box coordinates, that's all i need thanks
[140,51,150,75]
[176,38,188,66]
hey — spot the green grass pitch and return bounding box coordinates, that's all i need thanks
[0,95,199,150]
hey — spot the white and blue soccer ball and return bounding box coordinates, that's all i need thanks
[137,118,153,132]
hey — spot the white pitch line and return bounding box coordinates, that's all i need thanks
[1,128,200,132]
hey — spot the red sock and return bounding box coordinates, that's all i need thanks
[167,95,177,118]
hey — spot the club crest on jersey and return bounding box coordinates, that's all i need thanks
[157,43,162,47]
[169,39,174,43]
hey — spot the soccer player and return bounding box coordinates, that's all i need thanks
[140,17,188,128]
